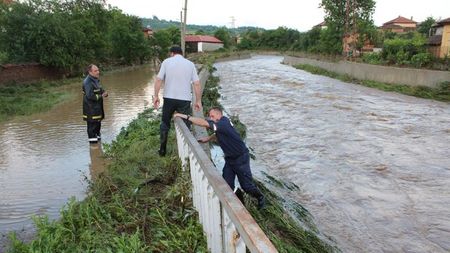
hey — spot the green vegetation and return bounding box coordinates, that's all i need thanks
[141,16,261,36]
[248,182,337,253]
[294,64,450,102]
[0,0,152,74]
[0,81,72,122]
[8,109,208,252]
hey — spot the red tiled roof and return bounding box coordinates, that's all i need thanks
[383,16,417,26]
[185,35,223,43]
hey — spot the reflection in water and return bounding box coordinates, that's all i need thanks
[215,56,450,253]
[0,65,156,249]
[89,143,106,181]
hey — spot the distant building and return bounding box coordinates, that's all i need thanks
[381,16,417,33]
[185,35,223,53]
[427,17,450,58]
[313,21,327,30]
[143,27,153,38]
[342,33,374,57]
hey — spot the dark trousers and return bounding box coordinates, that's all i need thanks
[223,152,262,197]
[160,98,191,133]
[87,121,101,139]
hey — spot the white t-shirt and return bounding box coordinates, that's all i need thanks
[157,54,200,101]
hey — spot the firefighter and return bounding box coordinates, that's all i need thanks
[82,64,108,143]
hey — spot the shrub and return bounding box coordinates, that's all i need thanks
[410,52,432,68]
[361,52,382,64]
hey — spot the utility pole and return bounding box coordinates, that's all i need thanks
[181,0,188,56]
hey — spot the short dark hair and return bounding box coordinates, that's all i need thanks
[169,46,183,55]
[208,106,223,114]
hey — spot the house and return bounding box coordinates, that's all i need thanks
[185,35,223,53]
[381,16,417,33]
[143,27,153,38]
[342,33,374,57]
[427,17,450,58]
[313,21,327,30]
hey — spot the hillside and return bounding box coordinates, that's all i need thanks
[141,16,264,35]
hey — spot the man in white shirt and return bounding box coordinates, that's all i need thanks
[153,46,202,156]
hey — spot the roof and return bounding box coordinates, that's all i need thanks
[427,35,442,45]
[313,21,327,28]
[437,17,450,25]
[383,16,417,26]
[381,24,404,30]
[185,35,223,43]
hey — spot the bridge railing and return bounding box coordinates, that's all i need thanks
[174,118,278,253]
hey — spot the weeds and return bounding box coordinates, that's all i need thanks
[294,64,450,102]
[0,80,74,122]
[8,109,207,252]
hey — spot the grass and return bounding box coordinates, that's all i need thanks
[0,80,73,122]
[7,109,207,252]
[294,64,450,102]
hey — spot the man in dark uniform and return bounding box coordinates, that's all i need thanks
[173,107,266,209]
[83,64,108,144]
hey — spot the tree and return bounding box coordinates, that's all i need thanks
[417,17,436,37]
[320,0,376,54]
[214,27,232,48]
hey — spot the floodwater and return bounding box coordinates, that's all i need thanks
[215,56,450,253]
[0,65,155,250]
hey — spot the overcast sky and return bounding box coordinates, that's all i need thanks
[106,0,449,32]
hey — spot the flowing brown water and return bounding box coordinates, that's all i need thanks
[0,65,155,249]
[215,56,450,253]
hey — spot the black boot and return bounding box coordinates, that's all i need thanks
[158,131,168,156]
[248,189,266,209]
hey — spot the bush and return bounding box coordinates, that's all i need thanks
[410,52,432,68]
[0,51,8,64]
[361,52,382,64]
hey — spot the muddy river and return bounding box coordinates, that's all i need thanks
[215,56,450,253]
[0,65,156,249]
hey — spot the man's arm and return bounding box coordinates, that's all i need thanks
[153,78,162,109]
[198,134,216,143]
[173,113,209,128]
[193,80,202,111]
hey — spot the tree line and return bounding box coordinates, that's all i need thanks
[0,0,156,75]
[1,0,444,75]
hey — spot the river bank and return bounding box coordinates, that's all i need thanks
[283,55,450,102]
[0,63,154,122]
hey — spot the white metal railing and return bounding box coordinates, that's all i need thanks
[174,118,278,253]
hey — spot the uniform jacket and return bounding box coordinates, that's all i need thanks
[82,75,105,122]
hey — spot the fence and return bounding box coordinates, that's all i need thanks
[174,118,278,253]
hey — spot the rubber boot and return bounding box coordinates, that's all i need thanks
[249,189,266,209]
[158,131,168,156]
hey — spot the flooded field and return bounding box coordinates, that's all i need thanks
[0,65,156,249]
[215,56,450,253]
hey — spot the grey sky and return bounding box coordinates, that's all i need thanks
[106,0,449,31]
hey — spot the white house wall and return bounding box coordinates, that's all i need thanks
[198,42,224,52]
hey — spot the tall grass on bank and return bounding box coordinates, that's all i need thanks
[0,81,71,122]
[199,57,338,252]
[294,64,450,102]
[8,109,207,252]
